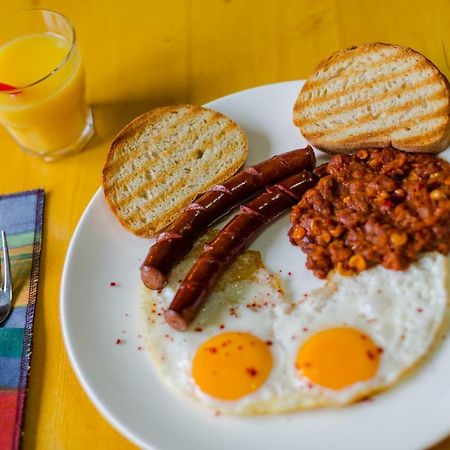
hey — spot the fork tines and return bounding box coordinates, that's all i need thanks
[1,230,11,296]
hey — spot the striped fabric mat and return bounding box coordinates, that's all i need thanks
[0,190,44,450]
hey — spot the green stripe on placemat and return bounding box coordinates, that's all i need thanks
[0,329,24,358]
[6,231,35,248]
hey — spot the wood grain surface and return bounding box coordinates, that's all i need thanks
[0,1,448,448]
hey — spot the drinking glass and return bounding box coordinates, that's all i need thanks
[0,9,94,161]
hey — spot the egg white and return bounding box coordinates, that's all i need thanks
[140,249,449,415]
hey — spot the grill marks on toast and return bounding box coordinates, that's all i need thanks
[296,63,434,122]
[119,120,235,214]
[104,108,205,189]
[106,111,222,200]
[317,105,447,142]
[293,42,450,153]
[327,108,448,146]
[106,107,192,175]
[308,45,400,81]
[305,90,447,139]
[304,50,413,88]
[133,130,241,234]
[102,105,248,237]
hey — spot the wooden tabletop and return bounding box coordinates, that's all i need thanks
[0,0,449,448]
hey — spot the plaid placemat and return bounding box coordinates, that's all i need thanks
[0,190,44,450]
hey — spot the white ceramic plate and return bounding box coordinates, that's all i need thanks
[61,81,450,450]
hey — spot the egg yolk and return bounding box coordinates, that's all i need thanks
[296,327,380,390]
[192,332,272,400]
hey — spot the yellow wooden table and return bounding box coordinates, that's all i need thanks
[0,0,449,448]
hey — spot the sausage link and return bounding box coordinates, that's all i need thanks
[141,146,315,289]
[165,170,317,330]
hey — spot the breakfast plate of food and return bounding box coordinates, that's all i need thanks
[61,43,450,449]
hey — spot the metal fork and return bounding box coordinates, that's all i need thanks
[0,230,12,325]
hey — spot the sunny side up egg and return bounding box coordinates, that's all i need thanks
[140,242,448,414]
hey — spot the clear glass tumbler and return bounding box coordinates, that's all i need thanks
[0,9,94,161]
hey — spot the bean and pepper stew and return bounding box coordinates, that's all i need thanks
[289,147,450,279]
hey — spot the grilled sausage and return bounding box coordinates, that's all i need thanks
[165,170,317,331]
[141,146,315,289]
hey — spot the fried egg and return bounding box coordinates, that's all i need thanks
[140,232,285,413]
[140,240,448,414]
[266,252,448,412]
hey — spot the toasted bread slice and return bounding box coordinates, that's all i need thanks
[103,105,248,237]
[293,42,450,153]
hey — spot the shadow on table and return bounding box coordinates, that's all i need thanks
[84,86,190,151]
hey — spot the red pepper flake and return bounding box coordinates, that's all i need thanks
[214,410,221,417]
[137,346,143,351]
[382,199,395,208]
[237,345,243,350]
[377,346,384,354]
[366,350,375,360]
[219,324,225,329]
[417,308,423,313]
[265,340,273,346]
[194,326,203,332]
[302,327,308,332]
[115,338,123,345]
[360,334,367,340]
[359,396,374,403]
[110,281,117,287]
[304,362,311,368]
[208,347,218,354]
[288,271,292,276]
[307,382,314,389]
[246,367,258,377]
[291,335,296,340]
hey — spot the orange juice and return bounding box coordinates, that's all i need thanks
[0,10,93,160]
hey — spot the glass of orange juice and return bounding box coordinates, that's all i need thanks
[0,9,94,161]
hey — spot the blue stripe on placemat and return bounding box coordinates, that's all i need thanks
[0,190,41,234]
[1,307,26,329]
[0,357,21,389]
